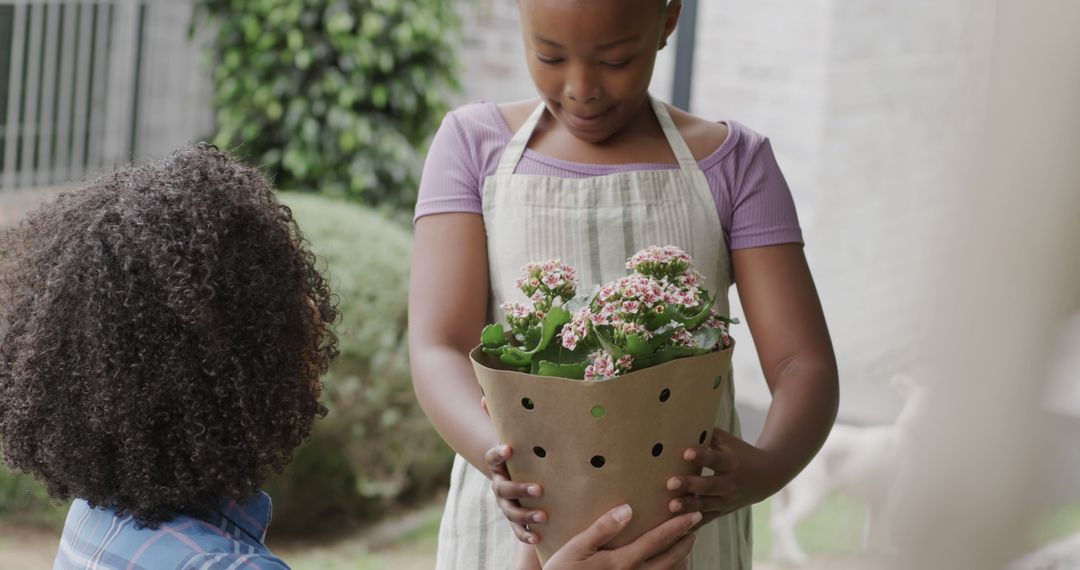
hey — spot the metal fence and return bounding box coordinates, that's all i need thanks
[0,0,213,192]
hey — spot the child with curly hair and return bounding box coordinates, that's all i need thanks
[0,144,339,569]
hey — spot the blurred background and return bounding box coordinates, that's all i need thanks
[1,1,1077,569]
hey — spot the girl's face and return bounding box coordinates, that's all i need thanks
[519,0,680,144]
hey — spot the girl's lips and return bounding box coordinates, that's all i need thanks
[563,107,612,130]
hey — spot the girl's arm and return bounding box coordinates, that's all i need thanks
[733,244,838,483]
[409,213,499,472]
[667,243,839,520]
[411,213,548,545]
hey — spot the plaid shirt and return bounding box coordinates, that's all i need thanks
[53,491,289,569]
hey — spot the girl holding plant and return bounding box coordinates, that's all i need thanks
[409,0,838,567]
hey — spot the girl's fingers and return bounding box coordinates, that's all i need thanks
[642,534,696,570]
[708,426,739,447]
[666,473,735,496]
[557,504,635,557]
[669,494,736,516]
[681,445,740,474]
[510,521,541,545]
[485,444,512,469]
[497,495,544,525]
[616,511,700,563]
[493,477,543,500]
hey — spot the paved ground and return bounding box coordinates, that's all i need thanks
[0,524,58,570]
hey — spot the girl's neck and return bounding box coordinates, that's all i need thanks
[529,97,679,166]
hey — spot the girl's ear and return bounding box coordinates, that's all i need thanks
[660,0,682,50]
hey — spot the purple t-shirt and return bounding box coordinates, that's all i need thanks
[415,101,803,251]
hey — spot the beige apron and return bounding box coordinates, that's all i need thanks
[434,96,752,569]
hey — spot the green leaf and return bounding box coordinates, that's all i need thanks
[645,304,677,330]
[536,361,587,380]
[499,347,532,368]
[371,84,389,108]
[326,11,355,34]
[594,328,626,360]
[633,346,709,369]
[530,338,588,374]
[679,296,715,330]
[287,29,304,51]
[530,307,572,354]
[294,49,314,70]
[266,101,284,121]
[481,325,507,349]
[625,334,650,357]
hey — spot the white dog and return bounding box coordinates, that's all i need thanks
[769,375,926,565]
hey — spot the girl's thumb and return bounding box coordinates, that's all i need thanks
[566,504,633,554]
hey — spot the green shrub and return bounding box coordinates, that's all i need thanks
[194,0,460,216]
[267,192,452,533]
[0,464,67,529]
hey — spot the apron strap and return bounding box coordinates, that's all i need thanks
[494,96,702,176]
[495,102,547,176]
[649,97,701,173]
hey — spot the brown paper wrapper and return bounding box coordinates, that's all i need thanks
[471,344,734,563]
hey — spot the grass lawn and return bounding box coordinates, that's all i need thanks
[752,495,868,561]
[1033,503,1080,545]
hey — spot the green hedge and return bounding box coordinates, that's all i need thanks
[266,193,452,533]
[194,0,459,216]
[0,465,67,529]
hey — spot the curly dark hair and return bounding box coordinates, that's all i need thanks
[0,144,338,526]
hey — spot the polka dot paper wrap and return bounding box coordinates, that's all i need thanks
[471,344,734,563]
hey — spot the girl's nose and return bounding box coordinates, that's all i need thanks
[564,64,601,104]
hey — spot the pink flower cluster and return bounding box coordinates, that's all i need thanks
[705,308,734,349]
[584,351,636,381]
[492,246,734,381]
[626,245,694,278]
[502,259,578,337]
[671,328,696,348]
[586,274,701,333]
[559,308,591,351]
[499,301,537,332]
[514,260,577,307]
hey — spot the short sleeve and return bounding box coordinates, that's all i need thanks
[414,110,485,223]
[727,135,804,250]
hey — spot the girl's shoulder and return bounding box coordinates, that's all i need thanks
[664,105,772,172]
[433,100,542,178]
[443,99,540,140]
[666,104,733,162]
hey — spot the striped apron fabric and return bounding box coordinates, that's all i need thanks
[434,96,752,569]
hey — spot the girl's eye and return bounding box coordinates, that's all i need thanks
[537,55,564,66]
[601,60,630,69]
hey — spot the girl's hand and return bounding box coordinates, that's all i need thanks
[544,505,699,570]
[486,443,548,544]
[665,427,784,526]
